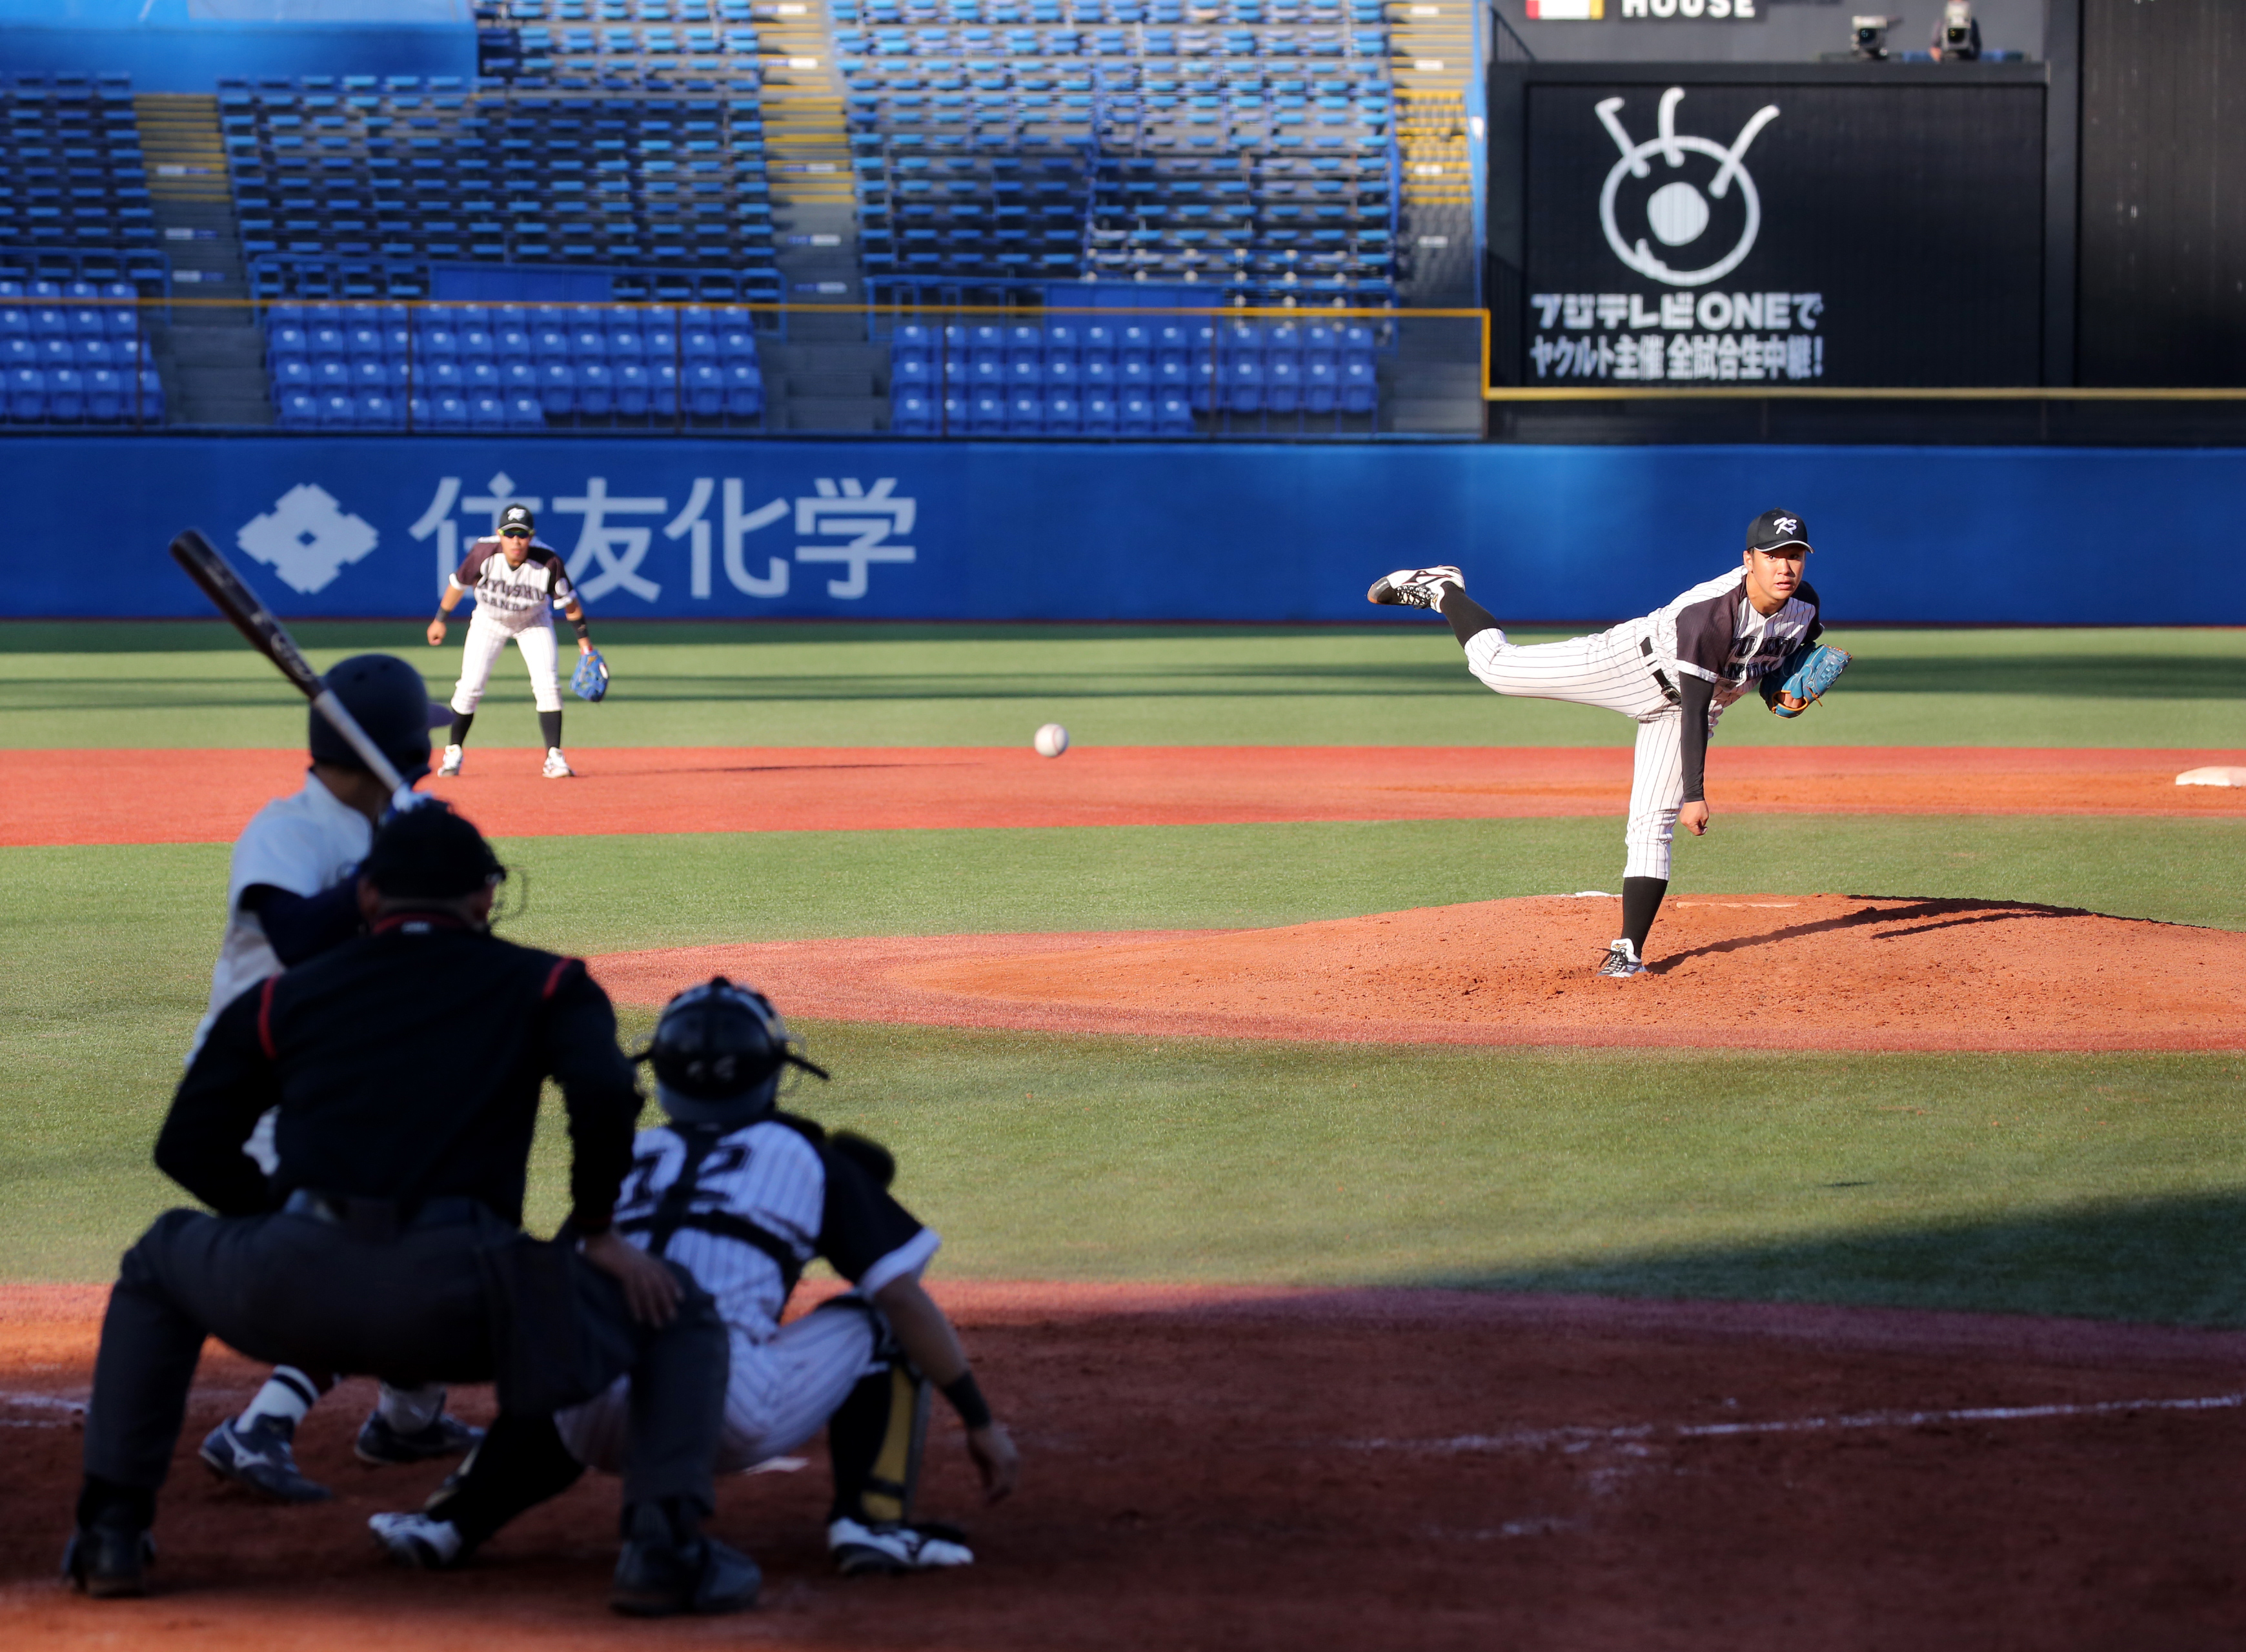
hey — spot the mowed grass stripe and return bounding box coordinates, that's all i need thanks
[4,622,2241,750]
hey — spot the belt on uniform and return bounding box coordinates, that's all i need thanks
[1639,638,1682,706]
[282,1187,489,1243]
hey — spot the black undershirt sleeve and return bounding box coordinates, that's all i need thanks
[157,990,285,1216]
[816,1146,929,1284]
[241,880,363,967]
[1437,587,1501,647]
[1677,674,1715,805]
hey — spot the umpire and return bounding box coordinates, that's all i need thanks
[66,805,758,1617]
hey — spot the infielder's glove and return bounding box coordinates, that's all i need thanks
[570,648,609,703]
[1763,643,1851,717]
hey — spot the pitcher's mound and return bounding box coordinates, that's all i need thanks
[594,894,2246,1053]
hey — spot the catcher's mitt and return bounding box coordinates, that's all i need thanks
[571,647,609,703]
[1764,643,1850,716]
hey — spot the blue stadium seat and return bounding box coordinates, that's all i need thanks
[458,328,498,365]
[1265,352,1300,413]
[1043,354,1079,391]
[1226,354,1263,412]
[277,389,318,428]
[616,363,651,416]
[685,363,723,416]
[579,361,615,414]
[432,392,469,431]
[1080,388,1117,434]
[465,361,501,396]
[309,326,346,361]
[891,387,934,434]
[270,324,310,362]
[503,361,538,398]
[969,388,1006,434]
[2,339,35,373]
[1118,390,1153,436]
[1304,354,1336,413]
[1043,388,1080,433]
[1339,356,1373,414]
[317,390,357,428]
[353,359,389,394]
[538,363,575,414]
[1156,390,1193,432]
[717,325,757,365]
[609,326,647,364]
[495,327,533,363]
[682,330,719,365]
[531,328,571,364]
[6,367,45,422]
[647,361,680,416]
[723,363,762,416]
[358,392,398,428]
[469,394,507,430]
[507,395,546,429]
[571,327,608,364]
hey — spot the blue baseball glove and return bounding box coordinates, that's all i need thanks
[1763,643,1850,716]
[571,647,609,703]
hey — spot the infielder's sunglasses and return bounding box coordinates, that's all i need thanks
[500,527,532,538]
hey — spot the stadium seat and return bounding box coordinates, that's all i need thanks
[317,390,356,428]
[685,363,723,416]
[578,361,614,414]
[538,363,576,414]
[507,394,546,429]
[1080,388,1117,434]
[432,392,469,430]
[358,392,398,428]
[892,387,934,434]
[1006,389,1042,434]
[722,363,761,416]
[616,362,651,417]
[277,389,318,428]
[469,394,508,430]
[1118,389,1152,436]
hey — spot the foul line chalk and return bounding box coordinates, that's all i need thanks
[1351,1391,2244,1454]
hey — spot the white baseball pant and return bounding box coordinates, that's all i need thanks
[449,613,562,716]
[556,1300,882,1476]
[1461,625,1710,882]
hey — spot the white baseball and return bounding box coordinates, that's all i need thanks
[1033,722,1069,758]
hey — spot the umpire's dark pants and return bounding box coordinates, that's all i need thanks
[83,1203,727,1516]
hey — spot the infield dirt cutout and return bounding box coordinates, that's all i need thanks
[593,892,2246,1053]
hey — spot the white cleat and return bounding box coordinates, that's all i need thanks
[436,743,463,778]
[827,1516,974,1576]
[541,747,574,779]
[1366,565,1465,610]
[369,1511,465,1570]
[1596,938,1647,979]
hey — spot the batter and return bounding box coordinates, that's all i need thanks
[427,503,596,780]
[1370,509,1828,977]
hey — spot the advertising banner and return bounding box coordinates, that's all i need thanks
[1522,80,2046,387]
[5,436,2241,625]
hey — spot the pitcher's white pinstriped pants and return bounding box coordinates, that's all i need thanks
[556,1299,882,1476]
[449,613,563,717]
[1461,625,1705,881]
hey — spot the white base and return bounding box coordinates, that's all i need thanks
[2175,767,2246,788]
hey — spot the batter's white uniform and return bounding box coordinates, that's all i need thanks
[188,771,374,1178]
[557,1116,940,1476]
[445,535,579,718]
[1462,568,1823,880]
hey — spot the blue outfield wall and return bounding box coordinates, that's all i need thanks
[12,438,2244,626]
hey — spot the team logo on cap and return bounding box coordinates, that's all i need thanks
[1774,516,1797,535]
[1595,88,1781,289]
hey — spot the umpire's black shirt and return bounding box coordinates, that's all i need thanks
[161,912,638,1233]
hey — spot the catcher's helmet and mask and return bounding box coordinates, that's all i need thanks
[312,654,451,782]
[642,976,829,1127]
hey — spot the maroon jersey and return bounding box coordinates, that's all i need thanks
[451,536,578,632]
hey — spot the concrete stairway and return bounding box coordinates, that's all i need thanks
[136,92,270,427]
[1388,0,1477,308]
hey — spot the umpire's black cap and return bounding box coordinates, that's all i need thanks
[361,803,507,900]
[1746,509,1812,554]
[311,653,448,780]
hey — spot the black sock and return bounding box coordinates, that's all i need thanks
[538,709,562,750]
[422,1413,585,1548]
[448,710,474,745]
[1622,876,1668,955]
[1438,587,1502,648]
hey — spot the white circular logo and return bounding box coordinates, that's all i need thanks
[1595,89,1780,289]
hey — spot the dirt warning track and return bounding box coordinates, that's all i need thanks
[6,745,2243,847]
[593,893,2246,1053]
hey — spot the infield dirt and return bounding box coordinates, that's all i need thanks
[7,1282,2245,1651]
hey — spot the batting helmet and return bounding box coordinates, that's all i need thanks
[642,976,828,1127]
[310,653,445,781]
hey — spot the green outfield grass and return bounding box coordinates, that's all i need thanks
[3,622,2238,1318]
[4,620,2243,750]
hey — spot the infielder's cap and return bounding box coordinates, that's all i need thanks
[361,803,507,900]
[1746,509,1812,553]
[498,504,535,536]
[312,652,443,780]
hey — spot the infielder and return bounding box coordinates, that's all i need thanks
[368,977,1020,1578]
[427,503,594,780]
[188,654,485,1502]
[1369,509,1846,976]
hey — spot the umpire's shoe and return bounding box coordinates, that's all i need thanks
[829,1516,975,1576]
[610,1500,760,1618]
[199,1415,333,1503]
[63,1519,154,1599]
[355,1410,486,1467]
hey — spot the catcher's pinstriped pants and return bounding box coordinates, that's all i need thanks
[450,613,563,716]
[1461,625,1714,882]
[558,1295,884,1476]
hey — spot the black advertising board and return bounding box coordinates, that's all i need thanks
[1512,72,2046,387]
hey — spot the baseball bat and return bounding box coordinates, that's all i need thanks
[168,529,414,801]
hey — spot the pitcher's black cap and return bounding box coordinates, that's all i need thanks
[1747,508,1812,553]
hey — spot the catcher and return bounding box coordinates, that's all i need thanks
[367,976,1020,1578]
[425,503,609,781]
[1370,508,1850,976]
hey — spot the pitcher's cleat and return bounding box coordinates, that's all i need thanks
[1595,938,1647,979]
[1366,566,1464,610]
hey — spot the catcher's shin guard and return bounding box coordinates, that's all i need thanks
[827,1362,930,1527]
[420,1411,587,1550]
